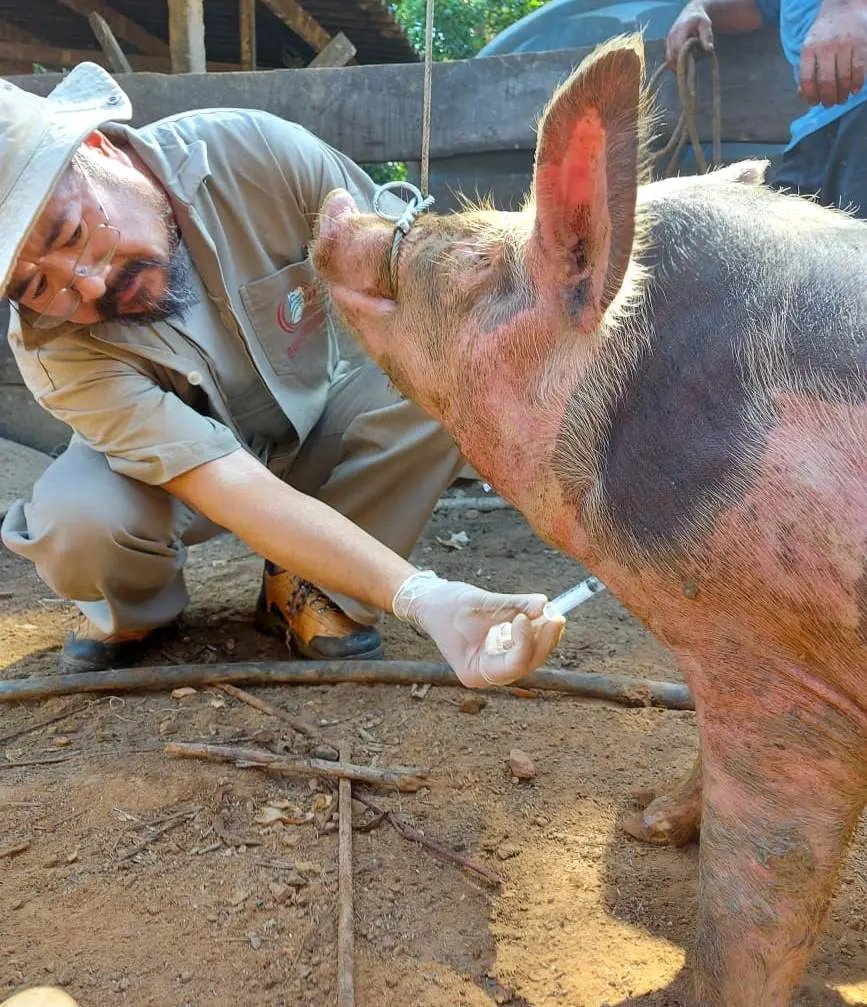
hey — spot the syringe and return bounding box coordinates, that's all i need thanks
[484,576,607,654]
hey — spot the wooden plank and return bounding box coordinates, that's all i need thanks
[88,11,132,73]
[4,31,801,161]
[55,0,170,58]
[309,31,356,68]
[168,0,206,74]
[260,0,330,53]
[0,40,234,73]
[0,17,45,73]
[239,0,256,72]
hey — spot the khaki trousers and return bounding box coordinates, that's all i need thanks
[1,362,463,635]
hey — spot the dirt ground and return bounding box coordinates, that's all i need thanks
[2,491,867,1007]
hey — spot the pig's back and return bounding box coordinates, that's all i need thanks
[593,179,867,555]
[568,179,867,669]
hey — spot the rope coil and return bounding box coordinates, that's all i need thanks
[650,36,722,177]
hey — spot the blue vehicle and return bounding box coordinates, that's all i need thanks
[428,0,784,208]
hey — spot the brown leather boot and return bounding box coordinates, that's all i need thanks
[60,616,151,675]
[255,562,383,660]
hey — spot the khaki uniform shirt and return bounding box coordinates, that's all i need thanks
[9,109,391,484]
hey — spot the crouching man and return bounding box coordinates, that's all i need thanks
[0,66,562,686]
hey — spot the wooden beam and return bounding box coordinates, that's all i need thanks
[0,18,44,73]
[4,31,800,161]
[309,31,355,68]
[168,0,206,74]
[0,41,237,73]
[55,0,170,58]
[260,0,330,53]
[88,11,132,73]
[239,0,256,71]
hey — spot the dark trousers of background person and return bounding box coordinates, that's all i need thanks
[767,101,867,219]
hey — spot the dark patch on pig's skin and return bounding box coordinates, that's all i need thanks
[594,200,765,549]
[566,278,590,313]
[555,183,867,555]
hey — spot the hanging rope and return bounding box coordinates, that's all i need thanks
[420,0,435,196]
[649,36,722,177]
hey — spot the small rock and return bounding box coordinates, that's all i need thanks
[179,971,194,985]
[496,841,522,860]
[269,882,293,904]
[53,735,72,748]
[247,932,262,950]
[310,744,339,761]
[460,695,487,715]
[66,848,79,864]
[509,748,536,780]
[171,687,198,699]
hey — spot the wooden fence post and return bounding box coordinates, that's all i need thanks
[168,0,206,74]
[239,0,256,71]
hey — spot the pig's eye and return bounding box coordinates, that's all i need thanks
[453,245,488,270]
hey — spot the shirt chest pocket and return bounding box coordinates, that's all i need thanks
[239,260,333,382]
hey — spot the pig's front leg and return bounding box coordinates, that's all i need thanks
[691,673,867,1006]
[622,754,703,846]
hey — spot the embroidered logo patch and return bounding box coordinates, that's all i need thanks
[276,285,307,334]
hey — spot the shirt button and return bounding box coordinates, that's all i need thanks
[187,370,203,386]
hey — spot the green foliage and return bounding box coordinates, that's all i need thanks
[362,161,409,185]
[390,0,547,61]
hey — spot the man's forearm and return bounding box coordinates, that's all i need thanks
[702,0,766,33]
[163,448,416,612]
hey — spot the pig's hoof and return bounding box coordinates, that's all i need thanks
[621,796,701,847]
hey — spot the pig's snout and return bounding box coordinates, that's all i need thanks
[316,188,359,242]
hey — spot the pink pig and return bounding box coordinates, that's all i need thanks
[312,35,867,1005]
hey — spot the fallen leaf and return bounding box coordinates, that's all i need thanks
[435,530,470,551]
[254,803,312,826]
[171,687,198,699]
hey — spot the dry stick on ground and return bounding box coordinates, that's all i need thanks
[216,683,319,738]
[0,752,79,769]
[0,839,31,859]
[0,661,695,710]
[352,791,503,886]
[0,701,87,746]
[164,742,430,792]
[118,807,200,862]
[338,741,355,1007]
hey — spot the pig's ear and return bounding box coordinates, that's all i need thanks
[530,35,646,328]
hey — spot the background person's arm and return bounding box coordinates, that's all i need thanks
[799,0,867,107]
[665,0,771,67]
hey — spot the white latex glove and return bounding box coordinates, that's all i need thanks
[392,570,565,688]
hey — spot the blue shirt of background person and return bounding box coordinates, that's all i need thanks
[754,0,867,148]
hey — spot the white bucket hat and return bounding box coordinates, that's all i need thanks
[0,62,131,297]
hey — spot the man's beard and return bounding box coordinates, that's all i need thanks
[97,230,197,324]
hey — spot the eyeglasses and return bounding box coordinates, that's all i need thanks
[31,202,121,330]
